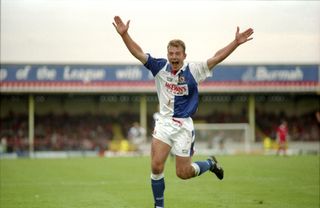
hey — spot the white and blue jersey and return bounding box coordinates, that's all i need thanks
[144,54,212,118]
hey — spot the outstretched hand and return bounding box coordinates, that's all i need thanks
[235,27,254,45]
[113,16,130,36]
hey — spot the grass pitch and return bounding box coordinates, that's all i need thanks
[0,155,319,208]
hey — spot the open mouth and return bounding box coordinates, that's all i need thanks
[171,61,179,66]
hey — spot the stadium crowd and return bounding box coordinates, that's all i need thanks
[0,110,319,154]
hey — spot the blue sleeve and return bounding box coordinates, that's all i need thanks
[144,53,167,77]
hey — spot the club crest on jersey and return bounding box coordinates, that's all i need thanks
[178,76,186,84]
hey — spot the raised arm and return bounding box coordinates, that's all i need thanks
[207,27,254,70]
[113,16,148,64]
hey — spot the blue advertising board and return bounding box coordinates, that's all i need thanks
[0,64,319,93]
[0,64,153,82]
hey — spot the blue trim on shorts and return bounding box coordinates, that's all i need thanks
[190,130,195,156]
[190,141,195,156]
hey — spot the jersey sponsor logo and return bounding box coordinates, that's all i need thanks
[165,82,188,96]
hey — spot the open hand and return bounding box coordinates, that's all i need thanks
[112,16,130,36]
[235,27,254,45]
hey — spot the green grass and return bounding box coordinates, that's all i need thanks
[0,155,319,208]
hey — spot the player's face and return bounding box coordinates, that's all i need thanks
[167,46,186,72]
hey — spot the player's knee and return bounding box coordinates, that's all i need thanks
[152,167,163,174]
[152,161,164,174]
[176,168,192,180]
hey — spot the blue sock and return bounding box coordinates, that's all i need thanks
[193,160,213,176]
[151,175,165,208]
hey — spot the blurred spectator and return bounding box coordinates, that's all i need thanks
[127,122,146,153]
[263,136,272,154]
[316,111,320,123]
[276,120,289,156]
[211,131,226,154]
[0,137,7,154]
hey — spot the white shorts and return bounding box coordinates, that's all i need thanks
[152,116,195,157]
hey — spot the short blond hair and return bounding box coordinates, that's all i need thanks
[167,39,186,53]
